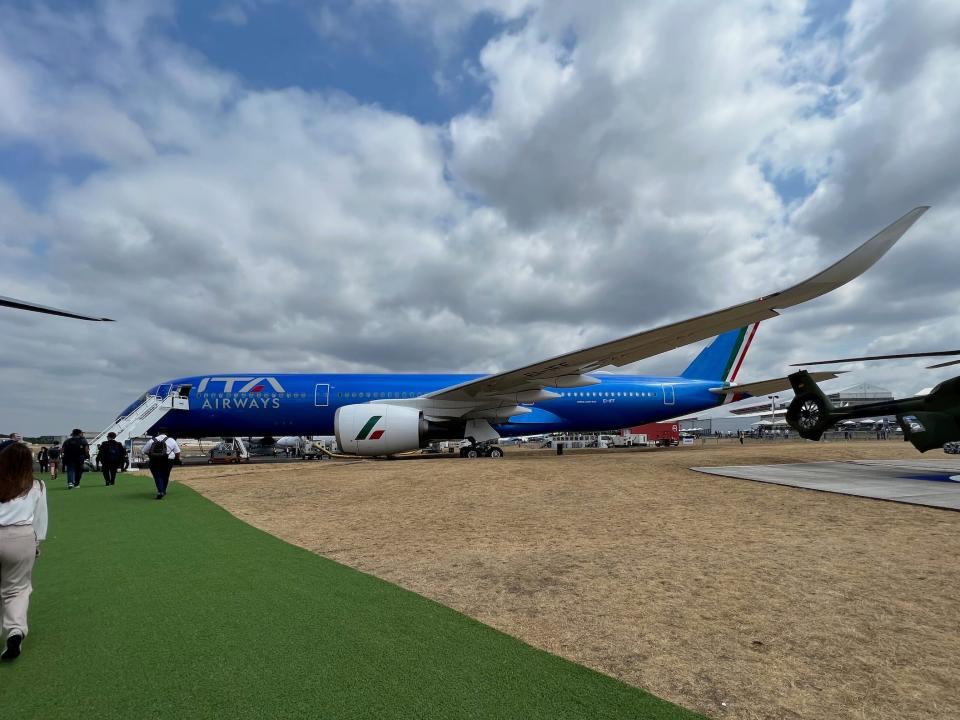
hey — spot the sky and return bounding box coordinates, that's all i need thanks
[1,0,959,435]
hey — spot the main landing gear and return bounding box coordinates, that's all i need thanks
[459,442,504,459]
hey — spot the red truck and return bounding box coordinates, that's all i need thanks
[624,423,680,447]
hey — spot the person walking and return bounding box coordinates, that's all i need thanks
[36,447,49,474]
[142,430,181,500]
[0,443,48,661]
[61,429,90,489]
[47,444,61,481]
[96,432,127,486]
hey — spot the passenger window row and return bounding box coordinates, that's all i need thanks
[332,389,656,400]
[337,391,418,399]
[565,391,656,397]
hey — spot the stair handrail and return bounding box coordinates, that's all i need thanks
[89,386,187,455]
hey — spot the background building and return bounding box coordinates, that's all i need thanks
[827,383,894,407]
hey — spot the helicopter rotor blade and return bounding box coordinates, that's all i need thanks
[791,350,960,367]
[927,358,960,369]
[0,295,114,322]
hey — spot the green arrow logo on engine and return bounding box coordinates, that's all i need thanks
[355,415,383,441]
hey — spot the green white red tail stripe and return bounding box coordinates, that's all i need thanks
[726,322,760,383]
[721,322,759,404]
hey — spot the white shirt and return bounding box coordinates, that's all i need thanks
[142,435,181,460]
[0,480,48,540]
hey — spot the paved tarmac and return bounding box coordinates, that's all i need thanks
[693,458,960,510]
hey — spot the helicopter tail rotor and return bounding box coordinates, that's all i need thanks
[786,370,837,440]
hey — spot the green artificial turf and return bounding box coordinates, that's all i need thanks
[0,472,704,719]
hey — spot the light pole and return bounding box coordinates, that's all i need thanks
[768,394,779,435]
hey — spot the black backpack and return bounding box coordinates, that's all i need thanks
[102,441,123,464]
[147,437,169,462]
[63,437,87,462]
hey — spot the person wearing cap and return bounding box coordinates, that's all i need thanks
[61,429,90,490]
[141,429,181,500]
[95,432,127,486]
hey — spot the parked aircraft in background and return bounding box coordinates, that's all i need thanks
[104,208,928,458]
[0,294,113,321]
[276,436,306,448]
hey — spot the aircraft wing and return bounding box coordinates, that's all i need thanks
[709,371,844,399]
[426,206,928,401]
[0,295,114,322]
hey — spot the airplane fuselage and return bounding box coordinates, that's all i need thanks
[129,373,725,439]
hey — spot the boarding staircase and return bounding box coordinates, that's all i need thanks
[88,386,190,458]
[234,436,250,460]
[225,436,250,461]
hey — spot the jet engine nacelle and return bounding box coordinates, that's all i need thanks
[334,404,425,456]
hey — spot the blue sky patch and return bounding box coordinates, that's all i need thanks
[761,163,819,206]
[0,143,106,210]
[170,1,506,124]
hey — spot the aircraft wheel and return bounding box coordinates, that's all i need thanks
[488,446,504,458]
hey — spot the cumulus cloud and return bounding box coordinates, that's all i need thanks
[1,0,958,434]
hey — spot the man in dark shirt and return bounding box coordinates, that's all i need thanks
[61,429,90,489]
[96,432,127,486]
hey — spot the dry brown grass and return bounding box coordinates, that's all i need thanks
[179,440,960,720]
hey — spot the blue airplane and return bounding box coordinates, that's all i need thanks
[127,323,763,451]
[111,207,928,457]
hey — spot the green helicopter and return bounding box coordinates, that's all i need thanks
[785,350,960,453]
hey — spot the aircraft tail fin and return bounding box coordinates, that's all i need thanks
[681,323,759,382]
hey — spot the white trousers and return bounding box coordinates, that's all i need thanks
[0,524,36,639]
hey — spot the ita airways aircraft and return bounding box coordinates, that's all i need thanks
[110,208,928,457]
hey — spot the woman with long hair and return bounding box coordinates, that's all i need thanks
[0,442,48,661]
